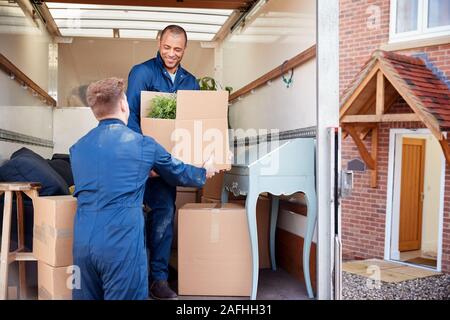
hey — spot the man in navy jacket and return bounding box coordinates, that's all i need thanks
[126,25,200,299]
[70,77,217,300]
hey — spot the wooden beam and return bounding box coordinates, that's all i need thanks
[342,125,375,170]
[8,252,37,263]
[23,189,40,201]
[439,137,450,167]
[381,113,421,122]
[0,191,12,300]
[343,124,376,140]
[371,126,378,188]
[42,0,255,10]
[360,89,400,140]
[213,10,241,42]
[340,62,380,118]
[229,45,316,102]
[376,71,385,116]
[15,0,40,29]
[351,94,376,140]
[0,54,56,107]
[359,128,371,141]
[15,191,27,300]
[35,2,62,37]
[342,113,421,123]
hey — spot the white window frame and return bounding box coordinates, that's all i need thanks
[389,0,450,43]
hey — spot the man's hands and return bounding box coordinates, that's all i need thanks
[149,150,234,180]
[202,150,234,179]
[202,154,219,179]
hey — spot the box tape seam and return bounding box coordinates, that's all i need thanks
[34,224,73,244]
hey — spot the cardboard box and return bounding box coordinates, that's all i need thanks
[38,261,72,300]
[178,203,251,297]
[33,196,77,267]
[140,90,231,171]
[201,171,225,200]
[201,196,271,269]
[172,187,198,250]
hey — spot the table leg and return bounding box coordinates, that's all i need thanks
[0,191,13,300]
[269,196,279,271]
[246,193,259,300]
[16,192,27,300]
[303,186,317,299]
[221,187,229,204]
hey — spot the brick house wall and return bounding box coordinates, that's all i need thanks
[339,0,450,272]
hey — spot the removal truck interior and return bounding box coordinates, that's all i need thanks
[0,0,320,300]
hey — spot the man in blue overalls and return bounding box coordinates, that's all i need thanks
[70,78,217,300]
[126,25,200,299]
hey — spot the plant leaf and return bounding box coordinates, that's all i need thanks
[148,94,177,119]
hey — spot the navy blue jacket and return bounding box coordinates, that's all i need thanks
[126,52,200,134]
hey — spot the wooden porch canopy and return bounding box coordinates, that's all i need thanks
[340,50,450,187]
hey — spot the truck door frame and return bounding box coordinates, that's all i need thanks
[316,0,340,300]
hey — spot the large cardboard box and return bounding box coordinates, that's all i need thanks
[172,187,198,250]
[140,90,231,171]
[38,261,72,300]
[33,196,77,267]
[201,196,271,269]
[178,203,251,297]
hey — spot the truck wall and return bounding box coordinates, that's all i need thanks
[221,0,317,241]
[0,31,53,163]
[58,38,216,107]
[223,0,316,132]
[52,107,97,154]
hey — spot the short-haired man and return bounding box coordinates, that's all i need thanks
[70,78,217,300]
[126,25,200,299]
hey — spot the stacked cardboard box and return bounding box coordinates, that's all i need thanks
[200,171,272,269]
[172,187,198,250]
[140,90,231,171]
[33,196,77,300]
[201,196,272,269]
[177,203,252,297]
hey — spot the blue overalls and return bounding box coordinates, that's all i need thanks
[126,52,200,284]
[70,119,206,300]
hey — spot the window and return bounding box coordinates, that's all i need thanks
[396,0,419,33]
[428,0,450,28]
[390,0,450,42]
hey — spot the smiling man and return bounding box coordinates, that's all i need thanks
[126,25,199,133]
[126,25,200,300]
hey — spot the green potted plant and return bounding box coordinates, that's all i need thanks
[147,94,177,119]
[197,76,233,95]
